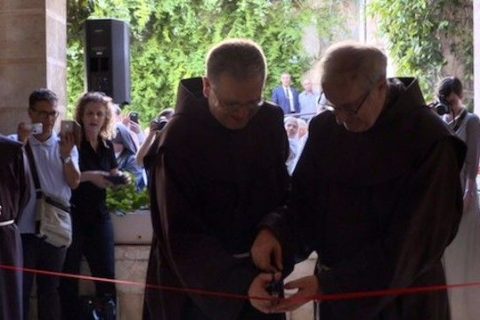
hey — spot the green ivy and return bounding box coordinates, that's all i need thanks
[368,0,473,101]
[67,0,346,124]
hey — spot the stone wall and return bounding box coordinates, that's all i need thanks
[475,0,480,114]
[0,0,66,135]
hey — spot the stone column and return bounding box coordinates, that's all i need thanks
[0,0,66,135]
[475,0,480,114]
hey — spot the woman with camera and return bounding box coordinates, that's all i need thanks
[436,76,480,320]
[60,92,128,320]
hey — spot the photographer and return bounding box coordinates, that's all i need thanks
[60,92,128,320]
[135,108,174,173]
[435,76,480,320]
[10,89,80,320]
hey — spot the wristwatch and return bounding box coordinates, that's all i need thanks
[61,155,72,165]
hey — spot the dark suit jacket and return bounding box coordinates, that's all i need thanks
[272,86,300,114]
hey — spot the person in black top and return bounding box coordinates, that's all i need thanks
[60,92,128,320]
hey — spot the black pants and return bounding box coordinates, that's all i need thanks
[59,214,116,320]
[22,234,66,320]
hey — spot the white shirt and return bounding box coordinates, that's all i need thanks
[284,86,295,112]
[299,91,320,118]
[9,133,79,233]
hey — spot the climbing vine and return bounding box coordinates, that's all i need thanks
[67,0,346,123]
[368,0,473,102]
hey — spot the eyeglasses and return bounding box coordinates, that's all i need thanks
[31,108,59,119]
[211,87,264,114]
[320,88,372,115]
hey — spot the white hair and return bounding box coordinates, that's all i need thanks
[320,41,387,90]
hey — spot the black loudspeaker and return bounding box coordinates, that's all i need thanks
[85,19,131,104]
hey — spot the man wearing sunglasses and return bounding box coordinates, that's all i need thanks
[274,42,466,320]
[143,39,293,320]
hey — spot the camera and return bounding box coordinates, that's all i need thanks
[129,112,139,124]
[28,123,43,135]
[60,120,82,146]
[105,174,128,186]
[151,116,168,132]
[432,96,451,115]
[61,120,74,134]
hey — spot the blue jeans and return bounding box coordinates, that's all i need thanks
[22,233,66,320]
[59,213,116,320]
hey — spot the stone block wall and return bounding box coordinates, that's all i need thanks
[0,0,66,135]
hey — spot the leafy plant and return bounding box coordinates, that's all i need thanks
[106,182,149,214]
[67,0,346,124]
[368,0,473,101]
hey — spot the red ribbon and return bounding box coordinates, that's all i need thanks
[1,264,479,303]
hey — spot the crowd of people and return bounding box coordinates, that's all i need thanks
[0,38,478,320]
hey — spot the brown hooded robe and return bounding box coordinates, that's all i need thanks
[143,78,292,320]
[291,78,466,320]
[0,136,29,320]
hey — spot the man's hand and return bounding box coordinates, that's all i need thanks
[251,228,283,272]
[248,272,282,314]
[129,120,142,134]
[118,171,132,185]
[60,132,75,159]
[17,122,31,144]
[272,275,319,313]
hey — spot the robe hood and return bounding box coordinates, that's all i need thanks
[307,77,464,185]
[174,77,209,120]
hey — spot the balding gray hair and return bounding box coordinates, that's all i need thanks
[320,41,387,91]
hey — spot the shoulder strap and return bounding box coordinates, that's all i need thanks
[25,142,43,199]
[452,109,468,132]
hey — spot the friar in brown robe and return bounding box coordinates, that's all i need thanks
[270,42,466,319]
[0,136,29,320]
[286,76,466,319]
[143,39,293,320]
[292,79,464,320]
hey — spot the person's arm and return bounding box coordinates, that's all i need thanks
[129,120,146,145]
[463,115,480,205]
[60,132,80,189]
[80,171,111,189]
[136,130,159,167]
[16,122,32,144]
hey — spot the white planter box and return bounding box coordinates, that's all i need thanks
[111,210,153,245]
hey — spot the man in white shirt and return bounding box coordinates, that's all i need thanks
[298,78,320,121]
[12,89,80,320]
